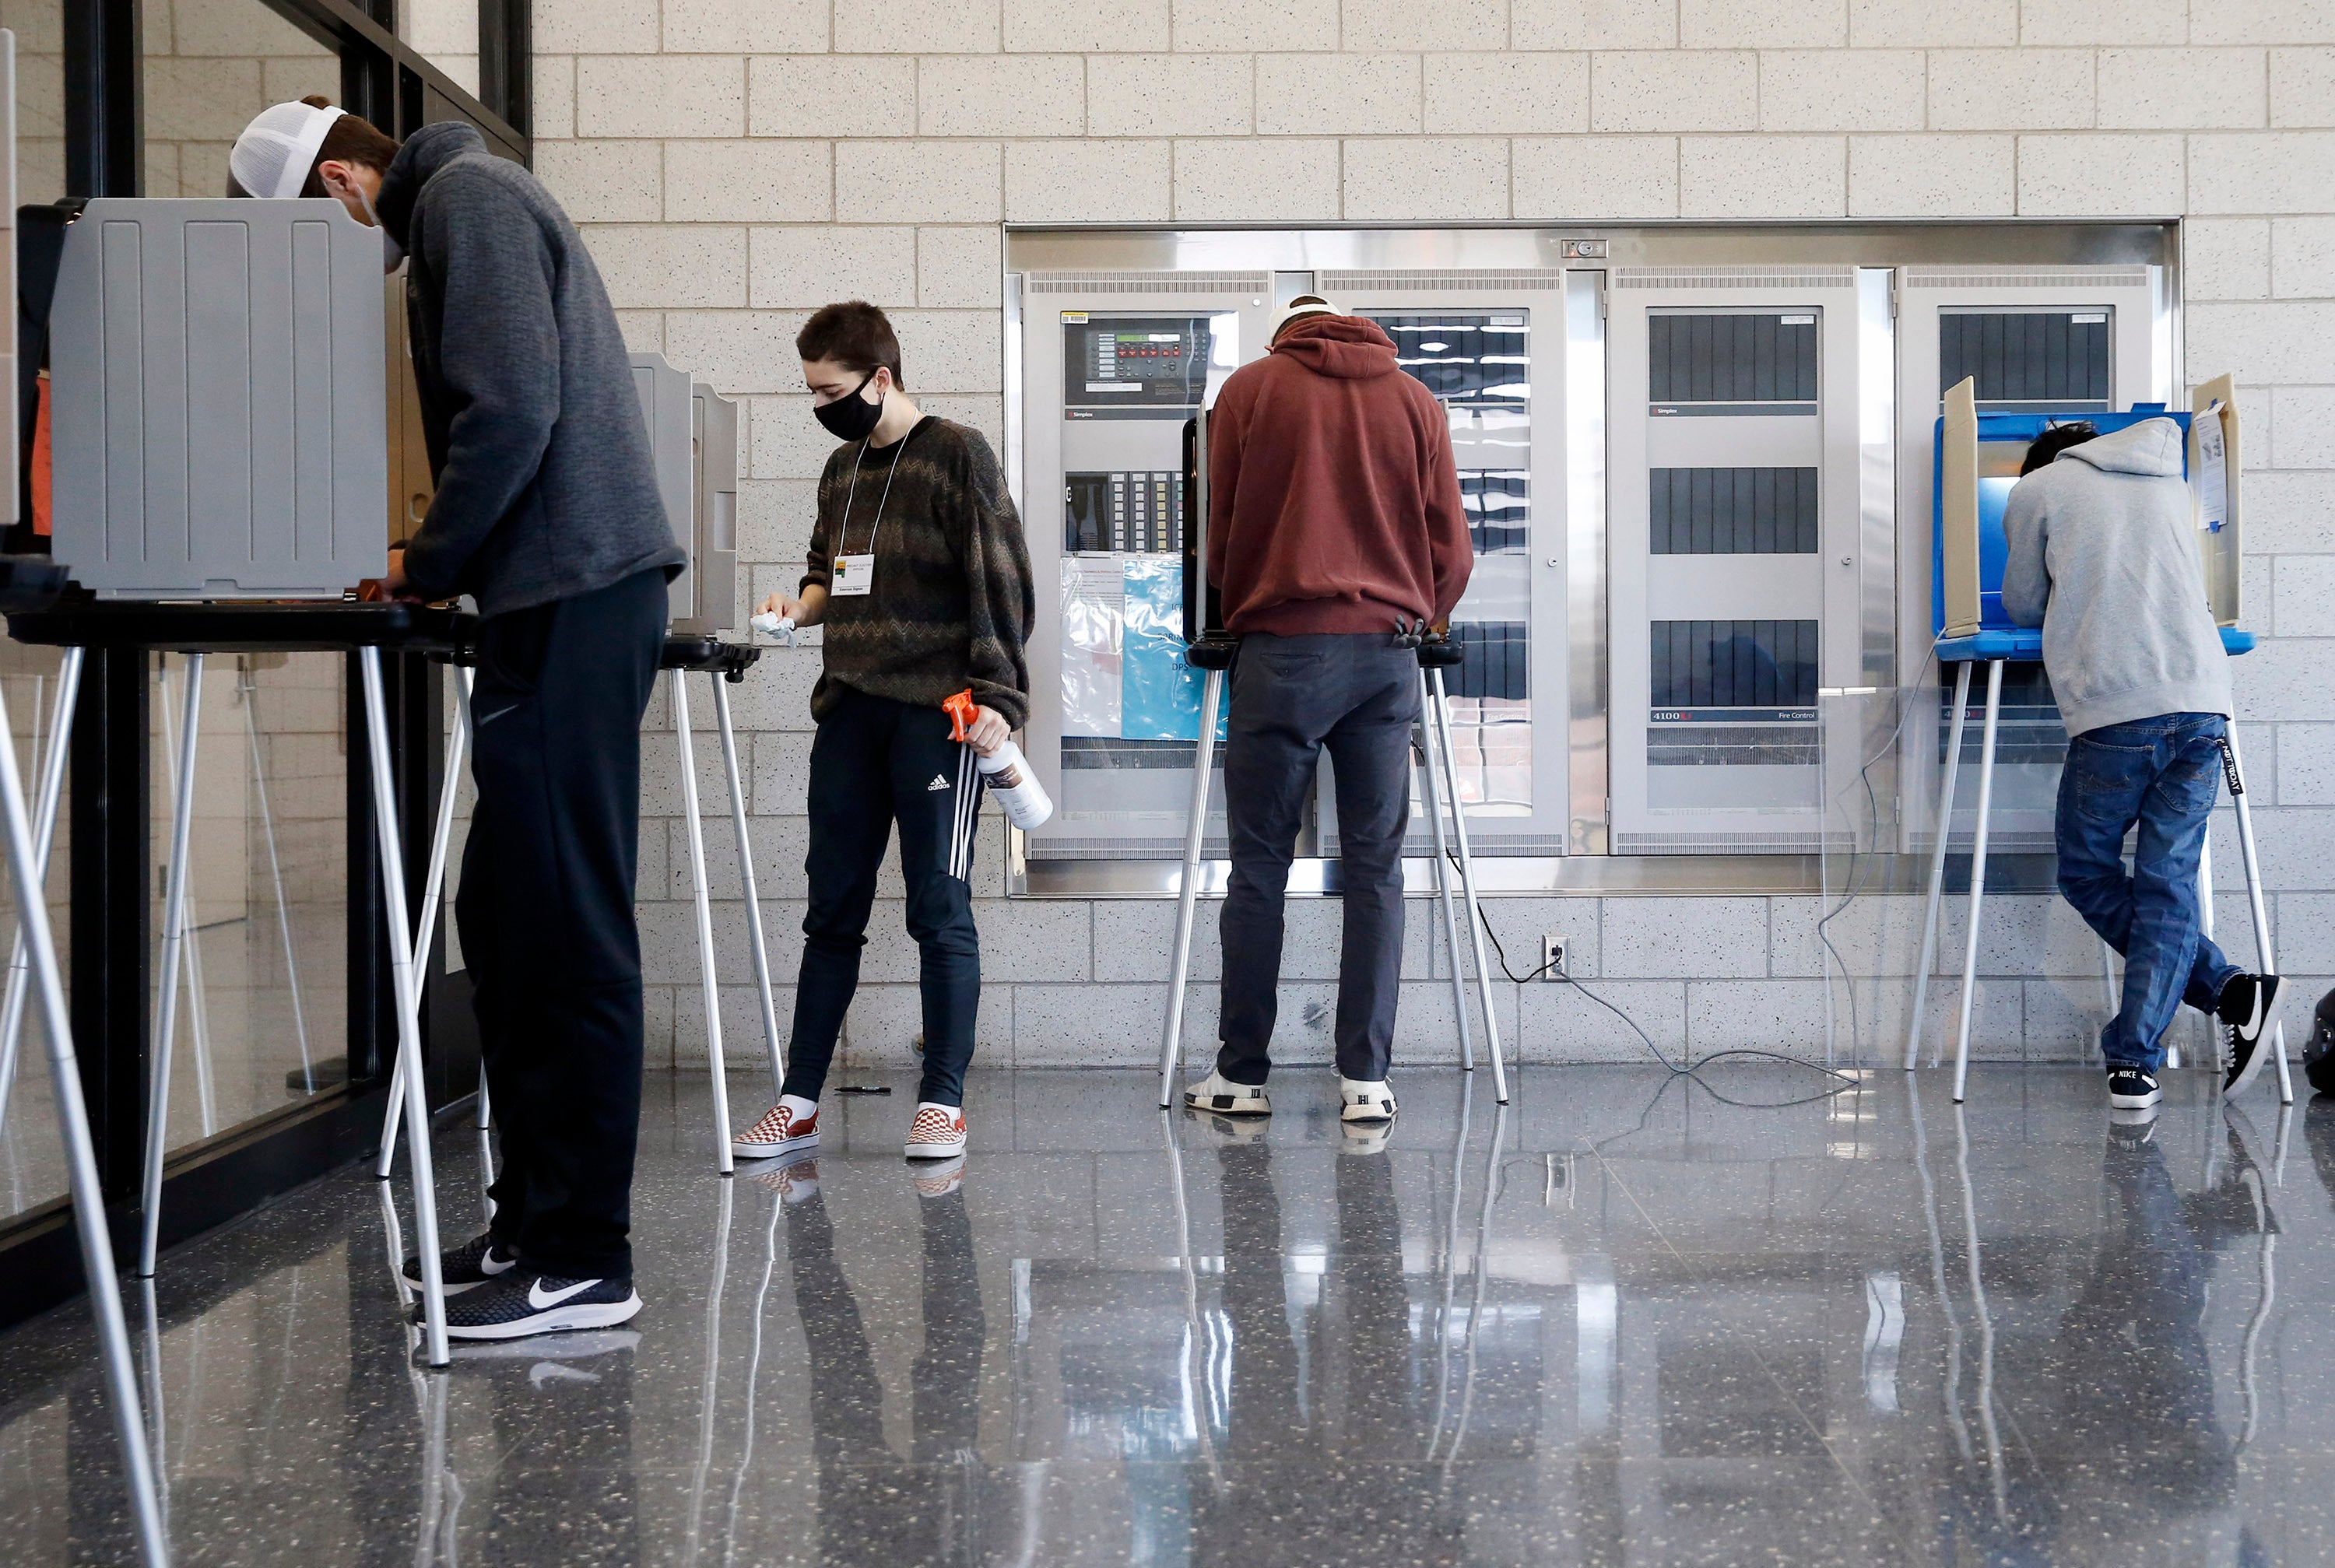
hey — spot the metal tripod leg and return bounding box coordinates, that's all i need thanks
[139,654,205,1277]
[241,668,311,1088]
[156,665,215,1140]
[1906,661,1972,1071]
[0,673,170,1565]
[1427,668,1508,1103]
[672,672,734,1172]
[360,648,450,1366]
[2221,726,2295,1104]
[0,647,80,1137]
[1950,661,2004,1103]
[714,675,785,1103]
[379,668,474,1176]
[1158,667,1224,1108]
[1416,673,1475,1073]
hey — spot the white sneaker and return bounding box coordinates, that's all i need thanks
[1183,1071,1271,1117]
[905,1102,967,1159]
[732,1096,820,1161]
[1340,1076,1398,1123]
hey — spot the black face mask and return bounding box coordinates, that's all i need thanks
[813,371,884,442]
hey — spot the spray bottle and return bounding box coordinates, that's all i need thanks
[943,690,1053,831]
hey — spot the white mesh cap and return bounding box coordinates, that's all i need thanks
[229,101,346,200]
[1269,294,1342,341]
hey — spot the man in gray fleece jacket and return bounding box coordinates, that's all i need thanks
[234,102,682,1338]
[2002,416,2283,1112]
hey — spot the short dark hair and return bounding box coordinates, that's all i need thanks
[2021,421,2099,476]
[795,301,905,390]
[295,95,402,198]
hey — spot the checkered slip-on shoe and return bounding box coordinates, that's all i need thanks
[1182,1071,1271,1117]
[904,1102,968,1160]
[732,1099,819,1161]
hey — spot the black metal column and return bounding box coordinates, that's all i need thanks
[67,647,149,1203]
[63,0,142,198]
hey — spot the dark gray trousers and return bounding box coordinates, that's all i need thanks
[1217,632,1420,1085]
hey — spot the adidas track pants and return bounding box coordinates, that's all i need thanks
[783,686,985,1108]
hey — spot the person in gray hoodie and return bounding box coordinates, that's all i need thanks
[231,100,683,1340]
[2002,417,2284,1113]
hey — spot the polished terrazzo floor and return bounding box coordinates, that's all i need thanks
[0,1064,2327,1565]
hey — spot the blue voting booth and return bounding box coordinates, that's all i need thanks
[1927,403,2255,662]
[1907,377,2288,1103]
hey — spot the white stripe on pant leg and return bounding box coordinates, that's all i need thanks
[953,746,977,881]
[961,746,981,882]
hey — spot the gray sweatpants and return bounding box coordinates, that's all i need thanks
[1216,632,1420,1085]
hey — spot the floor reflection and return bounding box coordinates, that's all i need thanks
[6,1066,2335,1564]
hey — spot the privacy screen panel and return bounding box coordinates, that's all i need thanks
[1940,311,2111,405]
[1649,467,1819,554]
[1649,314,1818,405]
[1651,620,1819,709]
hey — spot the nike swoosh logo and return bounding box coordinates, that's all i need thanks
[482,1250,515,1276]
[476,704,520,727]
[528,1277,599,1310]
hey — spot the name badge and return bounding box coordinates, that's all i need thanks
[830,553,875,597]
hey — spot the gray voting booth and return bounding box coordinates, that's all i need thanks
[630,351,737,634]
[49,198,388,599]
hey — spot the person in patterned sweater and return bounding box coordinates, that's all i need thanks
[736,302,1034,1169]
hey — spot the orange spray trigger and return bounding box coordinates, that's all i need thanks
[943,689,978,742]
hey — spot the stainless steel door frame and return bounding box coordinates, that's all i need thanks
[1606,266,1866,854]
[1891,264,2167,854]
[1310,270,1582,854]
[1017,273,1274,858]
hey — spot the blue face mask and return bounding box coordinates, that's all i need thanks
[348,178,405,274]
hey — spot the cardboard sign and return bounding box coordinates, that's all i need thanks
[1939,377,1982,640]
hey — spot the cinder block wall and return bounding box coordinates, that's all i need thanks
[530,2,2335,1074]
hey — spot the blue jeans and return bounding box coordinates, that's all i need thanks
[2055,714,2242,1072]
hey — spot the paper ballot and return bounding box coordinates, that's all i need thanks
[2196,402,2228,534]
[2190,374,2243,626]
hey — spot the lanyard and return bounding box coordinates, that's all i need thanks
[838,422,919,561]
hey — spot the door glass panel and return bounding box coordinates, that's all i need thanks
[0,646,72,1222]
[1368,311,1532,816]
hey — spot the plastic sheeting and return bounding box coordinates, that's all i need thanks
[1121,556,1224,742]
[1059,555,1227,744]
[1059,556,1122,739]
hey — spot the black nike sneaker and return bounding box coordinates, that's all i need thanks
[402,1233,519,1296]
[412,1271,642,1341]
[2106,1067,2162,1110]
[2218,974,2288,1098]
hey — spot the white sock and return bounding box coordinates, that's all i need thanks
[781,1093,819,1120]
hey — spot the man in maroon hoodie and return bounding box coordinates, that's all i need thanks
[1182,296,1473,1127]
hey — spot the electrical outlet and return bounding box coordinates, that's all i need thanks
[1540,934,1566,980]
